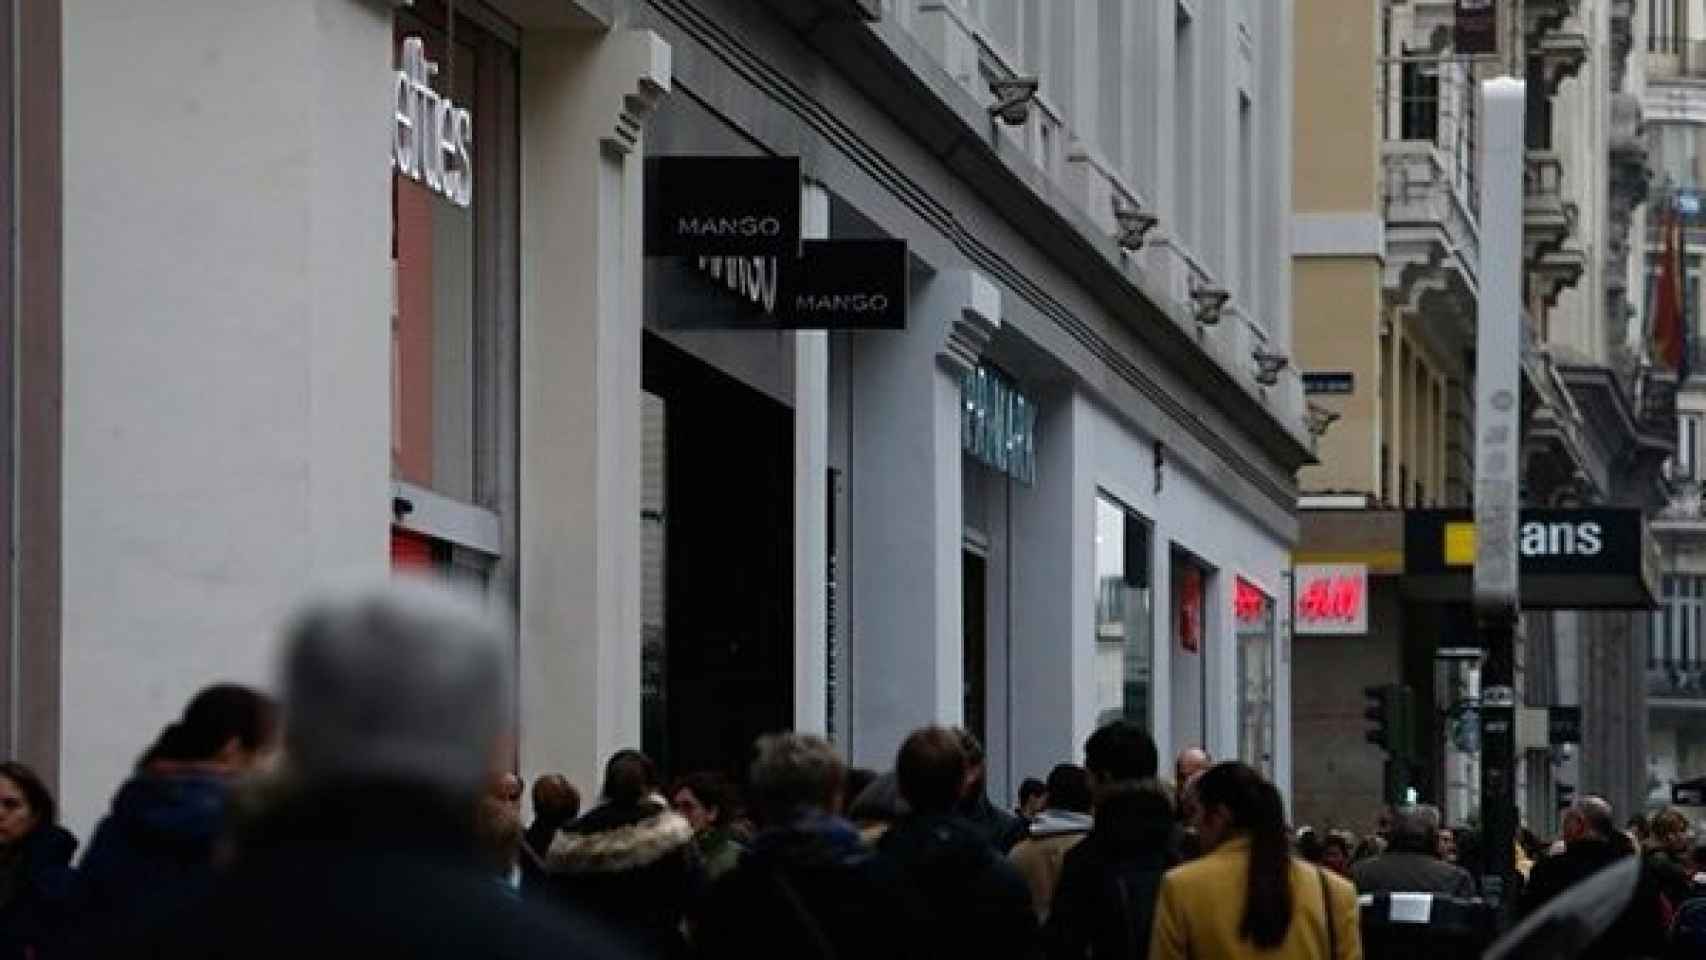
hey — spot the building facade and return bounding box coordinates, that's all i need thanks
[1640,0,1706,816]
[1291,0,1670,834]
[5,0,1310,838]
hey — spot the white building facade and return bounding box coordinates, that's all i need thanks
[5,0,1309,837]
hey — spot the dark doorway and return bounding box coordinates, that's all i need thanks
[963,548,988,748]
[642,333,794,783]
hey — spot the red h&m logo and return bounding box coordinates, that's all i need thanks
[1293,564,1368,635]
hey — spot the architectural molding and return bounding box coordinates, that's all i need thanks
[639,0,1311,533]
[605,31,673,155]
[938,271,1003,376]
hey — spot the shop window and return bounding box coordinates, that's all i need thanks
[1094,495,1153,729]
[1235,579,1275,778]
[390,1,518,577]
[391,3,516,511]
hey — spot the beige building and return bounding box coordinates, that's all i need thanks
[1290,0,1669,833]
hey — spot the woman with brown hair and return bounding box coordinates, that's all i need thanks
[0,761,76,960]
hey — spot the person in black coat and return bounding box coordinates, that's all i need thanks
[0,762,76,960]
[1043,720,1177,960]
[72,684,278,956]
[543,750,703,957]
[520,774,579,895]
[877,727,1037,960]
[144,579,638,960]
[1521,797,1664,960]
[692,733,928,959]
[956,730,1027,854]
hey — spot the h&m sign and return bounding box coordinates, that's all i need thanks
[1293,564,1368,635]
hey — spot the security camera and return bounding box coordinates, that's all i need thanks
[988,76,1040,126]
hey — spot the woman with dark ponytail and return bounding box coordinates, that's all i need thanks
[71,684,278,954]
[1149,762,1361,960]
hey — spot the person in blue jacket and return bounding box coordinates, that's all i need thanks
[71,684,278,954]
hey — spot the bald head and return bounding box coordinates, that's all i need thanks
[1562,795,1616,843]
[1175,747,1211,787]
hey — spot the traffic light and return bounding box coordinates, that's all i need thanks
[1366,683,1417,805]
[1363,683,1415,757]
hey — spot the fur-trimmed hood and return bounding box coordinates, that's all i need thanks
[546,800,694,875]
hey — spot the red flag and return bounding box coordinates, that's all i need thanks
[1654,202,1688,377]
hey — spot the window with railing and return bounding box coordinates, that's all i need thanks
[1651,574,1706,697]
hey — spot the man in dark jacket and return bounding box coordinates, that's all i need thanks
[879,727,1037,959]
[1521,796,1664,960]
[956,730,1027,854]
[1044,721,1177,959]
[149,579,635,960]
[693,733,927,958]
[1351,803,1475,897]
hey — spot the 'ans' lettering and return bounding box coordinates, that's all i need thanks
[1519,521,1602,558]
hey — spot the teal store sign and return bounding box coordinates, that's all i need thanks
[962,365,1038,485]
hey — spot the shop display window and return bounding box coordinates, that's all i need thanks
[1235,578,1276,777]
[1094,495,1153,728]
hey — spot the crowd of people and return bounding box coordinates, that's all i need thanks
[1291,795,1706,957]
[0,575,1698,958]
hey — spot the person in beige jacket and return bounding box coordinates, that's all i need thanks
[1007,764,1094,921]
[1150,762,1361,960]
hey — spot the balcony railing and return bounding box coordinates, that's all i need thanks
[1650,663,1706,700]
[1649,36,1706,80]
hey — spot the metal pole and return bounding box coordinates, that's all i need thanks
[1474,74,1526,912]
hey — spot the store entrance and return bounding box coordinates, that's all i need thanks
[641,334,794,782]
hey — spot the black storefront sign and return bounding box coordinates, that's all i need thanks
[1455,0,1497,55]
[1303,372,1355,395]
[1547,706,1581,746]
[1404,508,1657,609]
[659,239,908,331]
[644,156,801,256]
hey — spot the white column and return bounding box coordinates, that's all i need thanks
[794,185,832,734]
[517,28,669,794]
[848,270,1000,768]
[59,0,395,837]
[1010,391,1098,783]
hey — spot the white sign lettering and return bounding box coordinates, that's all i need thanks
[393,36,473,208]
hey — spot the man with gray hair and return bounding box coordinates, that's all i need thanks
[691,732,926,957]
[155,578,634,959]
[1520,794,1666,957]
[1350,803,1476,897]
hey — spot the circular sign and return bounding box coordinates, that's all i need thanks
[1491,390,1515,412]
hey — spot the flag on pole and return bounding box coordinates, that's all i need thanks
[1653,200,1691,383]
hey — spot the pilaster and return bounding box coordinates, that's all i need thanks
[517,28,671,794]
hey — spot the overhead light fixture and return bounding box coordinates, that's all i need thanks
[1305,402,1342,438]
[988,76,1040,126]
[1253,349,1290,386]
[1191,282,1230,326]
[1113,200,1160,251]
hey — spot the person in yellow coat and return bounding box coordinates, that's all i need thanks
[1149,763,1361,960]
